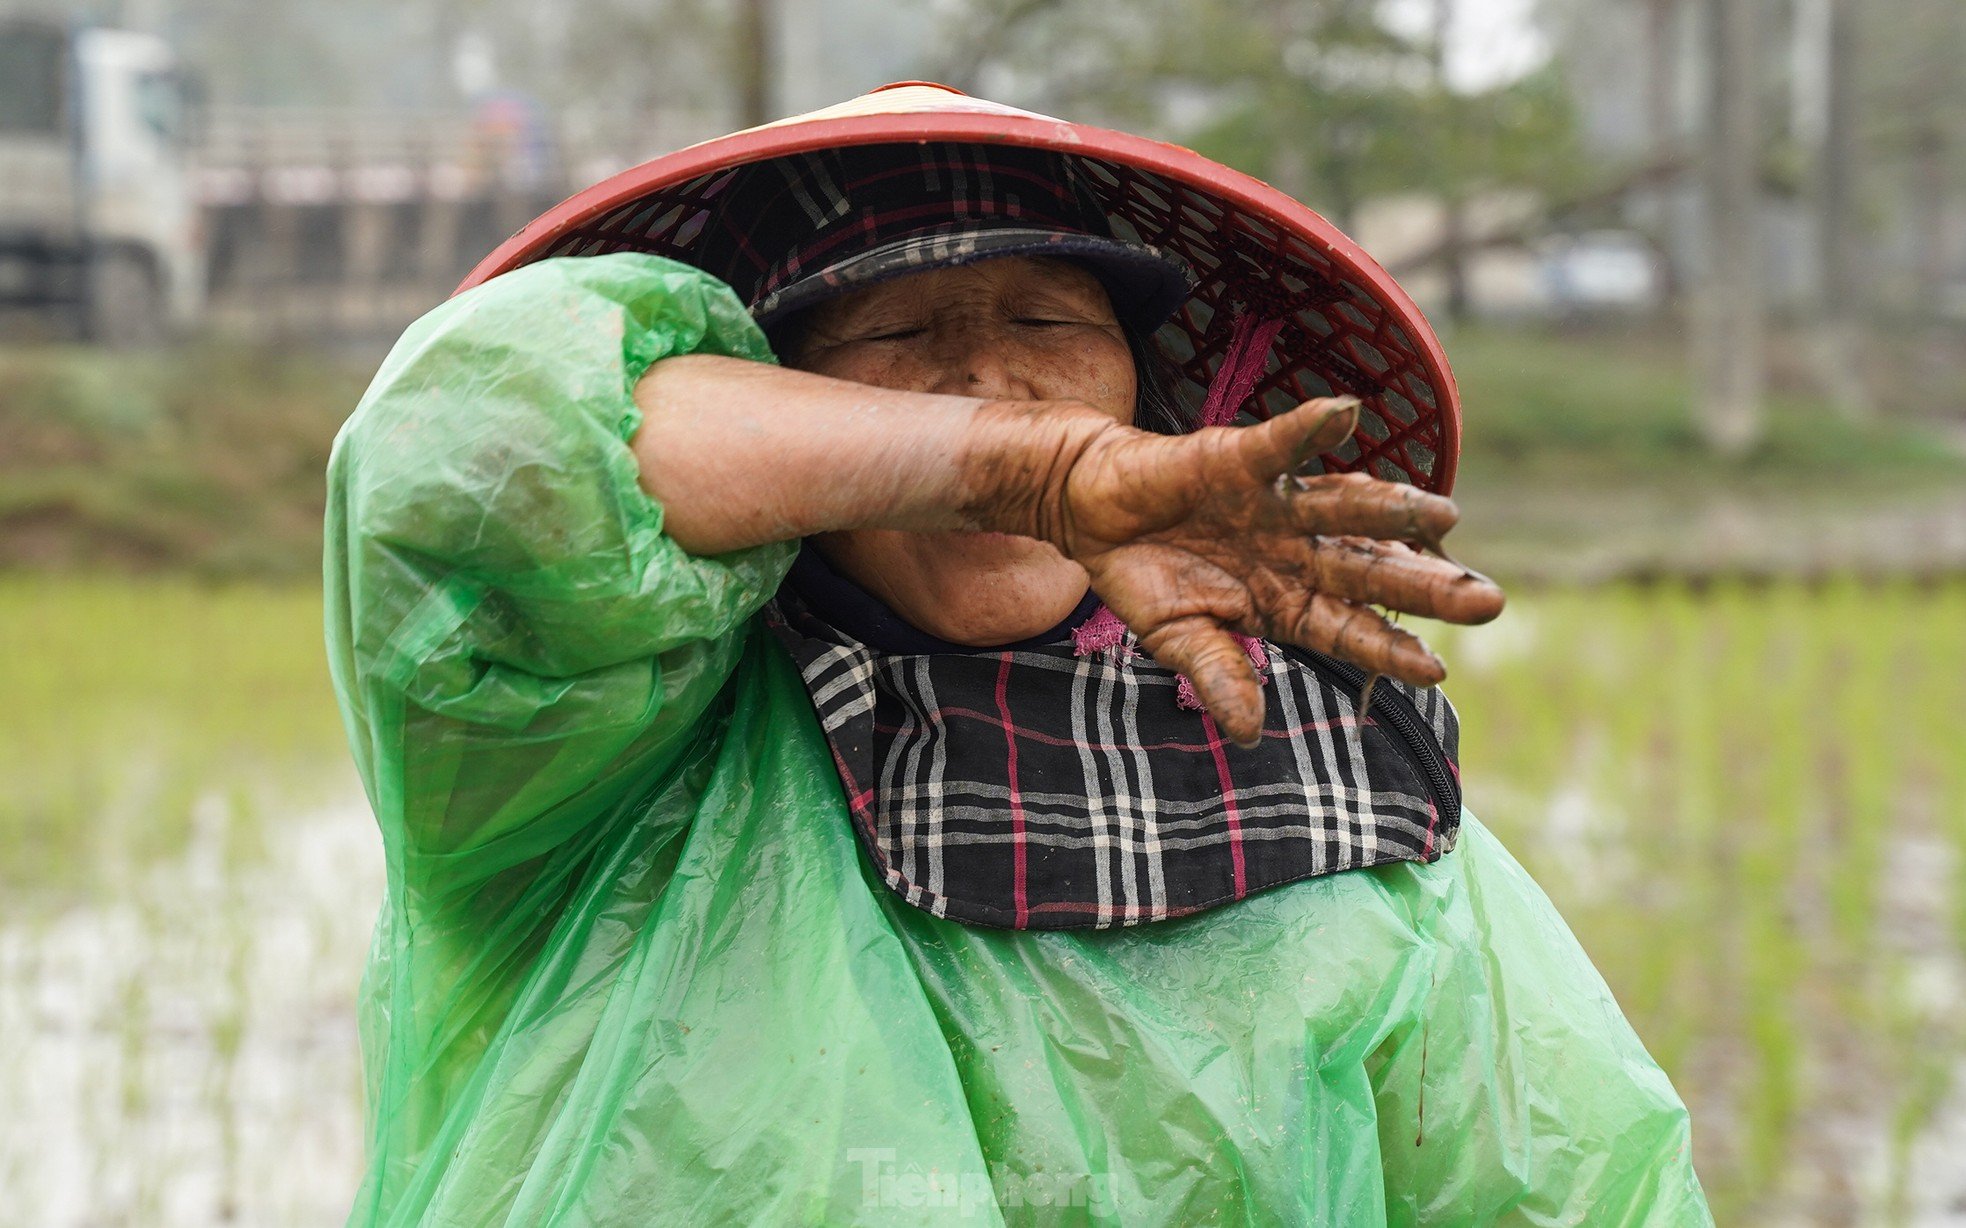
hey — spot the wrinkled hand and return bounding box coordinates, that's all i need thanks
[1046,397,1505,747]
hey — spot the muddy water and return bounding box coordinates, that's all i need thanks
[1,790,378,1226]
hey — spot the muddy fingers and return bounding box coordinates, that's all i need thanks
[1135,616,1268,749]
[1234,397,1362,486]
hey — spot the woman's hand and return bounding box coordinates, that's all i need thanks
[634,355,1500,746]
[973,396,1505,747]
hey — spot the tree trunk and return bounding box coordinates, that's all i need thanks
[736,0,775,129]
[1432,0,1470,321]
[1912,126,1949,318]
[1646,0,1677,158]
[1692,0,1765,455]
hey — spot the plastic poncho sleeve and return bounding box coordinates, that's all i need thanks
[321,253,798,1212]
[325,252,791,888]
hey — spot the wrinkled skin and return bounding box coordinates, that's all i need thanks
[782,257,1138,646]
[782,256,1505,746]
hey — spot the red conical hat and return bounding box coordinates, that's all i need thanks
[457,82,1460,493]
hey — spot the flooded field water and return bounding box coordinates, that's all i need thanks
[0,579,374,1226]
[1,576,1962,1226]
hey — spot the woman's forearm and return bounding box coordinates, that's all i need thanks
[629,354,1112,555]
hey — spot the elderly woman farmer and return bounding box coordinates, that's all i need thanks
[325,86,1712,1225]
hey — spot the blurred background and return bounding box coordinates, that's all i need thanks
[1,0,1963,1223]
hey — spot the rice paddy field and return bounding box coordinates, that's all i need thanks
[1,575,1963,1226]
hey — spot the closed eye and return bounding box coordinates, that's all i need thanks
[858,327,927,342]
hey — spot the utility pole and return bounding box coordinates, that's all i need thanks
[1692,0,1765,455]
[1814,0,1872,418]
[737,0,776,128]
[1637,0,1684,305]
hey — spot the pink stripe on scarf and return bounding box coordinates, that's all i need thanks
[1200,712,1248,896]
[995,653,1028,928]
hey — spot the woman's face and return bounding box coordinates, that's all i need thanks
[783,254,1137,646]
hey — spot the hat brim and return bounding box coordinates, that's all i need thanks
[750,226,1197,336]
[456,85,1461,494]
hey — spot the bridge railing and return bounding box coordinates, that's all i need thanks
[188,105,724,341]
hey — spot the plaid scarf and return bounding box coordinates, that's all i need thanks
[765,553,1463,931]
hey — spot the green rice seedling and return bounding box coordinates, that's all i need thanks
[3,575,1962,1224]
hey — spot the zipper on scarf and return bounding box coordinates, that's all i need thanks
[1273,645,1462,828]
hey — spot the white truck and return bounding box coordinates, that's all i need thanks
[0,19,204,343]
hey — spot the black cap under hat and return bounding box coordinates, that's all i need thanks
[693,141,1196,335]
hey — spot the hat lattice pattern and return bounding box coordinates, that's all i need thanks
[530,152,1446,491]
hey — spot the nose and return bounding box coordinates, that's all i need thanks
[927,326,1036,401]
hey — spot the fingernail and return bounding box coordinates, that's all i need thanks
[1297,400,1359,465]
[1317,396,1361,430]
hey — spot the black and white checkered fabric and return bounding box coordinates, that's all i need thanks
[765,592,1462,931]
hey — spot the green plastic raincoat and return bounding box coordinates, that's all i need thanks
[324,251,1714,1226]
